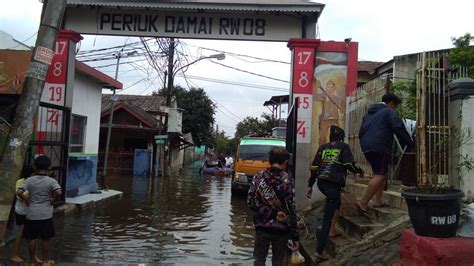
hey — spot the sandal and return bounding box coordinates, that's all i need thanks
[372,202,389,208]
[10,256,24,263]
[356,201,371,220]
[314,253,329,263]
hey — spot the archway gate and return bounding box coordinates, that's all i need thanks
[62,0,358,210]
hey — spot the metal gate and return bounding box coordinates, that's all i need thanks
[416,52,469,186]
[28,102,71,202]
[286,98,298,179]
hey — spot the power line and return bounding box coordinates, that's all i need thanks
[212,98,244,121]
[175,74,289,92]
[210,61,290,84]
[181,73,241,125]
[184,42,290,65]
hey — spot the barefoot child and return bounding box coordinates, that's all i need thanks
[17,155,62,265]
[10,165,34,263]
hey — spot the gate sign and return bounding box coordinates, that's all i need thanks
[38,38,69,133]
[64,8,303,41]
[292,47,315,144]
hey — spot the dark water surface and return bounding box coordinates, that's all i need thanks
[51,171,256,264]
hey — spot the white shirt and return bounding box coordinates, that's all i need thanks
[225,156,234,167]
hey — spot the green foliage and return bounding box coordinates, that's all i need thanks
[450,33,474,78]
[154,86,216,147]
[390,81,417,120]
[215,130,236,156]
[234,113,274,140]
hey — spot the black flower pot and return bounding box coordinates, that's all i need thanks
[401,188,464,238]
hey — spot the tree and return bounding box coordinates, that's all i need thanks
[234,113,274,139]
[154,86,216,147]
[450,33,474,78]
[391,81,416,120]
[215,130,234,156]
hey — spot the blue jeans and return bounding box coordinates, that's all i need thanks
[316,179,342,253]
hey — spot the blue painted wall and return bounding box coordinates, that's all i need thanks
[67,155,98,197]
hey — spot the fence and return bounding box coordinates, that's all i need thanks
[98,149,135,174]
[347,77,389,178]
[416,52,469,185]
[0,117,11,159]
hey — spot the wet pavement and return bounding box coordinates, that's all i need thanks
[4,170,257,264]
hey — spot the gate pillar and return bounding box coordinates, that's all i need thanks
[288,39,358,211]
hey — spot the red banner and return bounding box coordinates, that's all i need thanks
[292,47,315,94]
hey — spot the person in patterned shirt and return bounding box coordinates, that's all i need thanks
[247,147,299,266]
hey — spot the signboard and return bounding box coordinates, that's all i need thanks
[154,135,168,140]
[292,47,315,144]
[155,140,165,144]
[64,8,303,41]
[38,38,69,133]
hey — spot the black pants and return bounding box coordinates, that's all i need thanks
[316,179,342,254]
[253,229,289,266]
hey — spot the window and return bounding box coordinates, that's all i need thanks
[70,115,86,153]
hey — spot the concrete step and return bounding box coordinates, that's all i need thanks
[338,215,385,240]
[316,227,358,258]
[367,205,406,225]
[344,181,407,211]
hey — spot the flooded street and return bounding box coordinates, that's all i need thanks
[51,170,256,264]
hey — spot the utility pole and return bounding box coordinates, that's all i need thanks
[101,54,120,189]
[164,38,175,176]
[166,38,175,107]
[0,0,67,222]
[102,50,136,187]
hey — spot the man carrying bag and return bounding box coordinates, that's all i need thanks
[247,147,300,266]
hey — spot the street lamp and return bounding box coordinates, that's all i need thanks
[165,51,225,107]
[102,50,137,189]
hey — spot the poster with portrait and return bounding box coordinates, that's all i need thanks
[311,52,348,158]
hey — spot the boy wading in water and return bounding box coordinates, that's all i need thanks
[248,147,299,266]
[307,126,363,262]
[17,156,62,266]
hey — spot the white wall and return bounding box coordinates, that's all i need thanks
[459,97,474,201]
[451,96,474,202]
[71,74,102,154]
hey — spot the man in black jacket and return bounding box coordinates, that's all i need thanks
[356,93,414,213]
[307,125,362,261]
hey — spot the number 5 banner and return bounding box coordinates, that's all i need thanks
[294,94,312,144]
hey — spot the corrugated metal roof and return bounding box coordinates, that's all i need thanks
[66,0,324,13]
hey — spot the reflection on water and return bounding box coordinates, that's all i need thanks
[51,169,255,264]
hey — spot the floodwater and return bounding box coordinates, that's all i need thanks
[50,170,256,264]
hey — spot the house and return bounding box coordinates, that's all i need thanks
[99,94,165,174]
[357,61,384,87]
[99,94,192,176]
[0,30,122,198]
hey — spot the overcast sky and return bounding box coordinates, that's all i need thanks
[1,0,473,137]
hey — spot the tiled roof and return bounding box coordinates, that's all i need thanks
[358,61,384,72]
[101,94,165,114]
